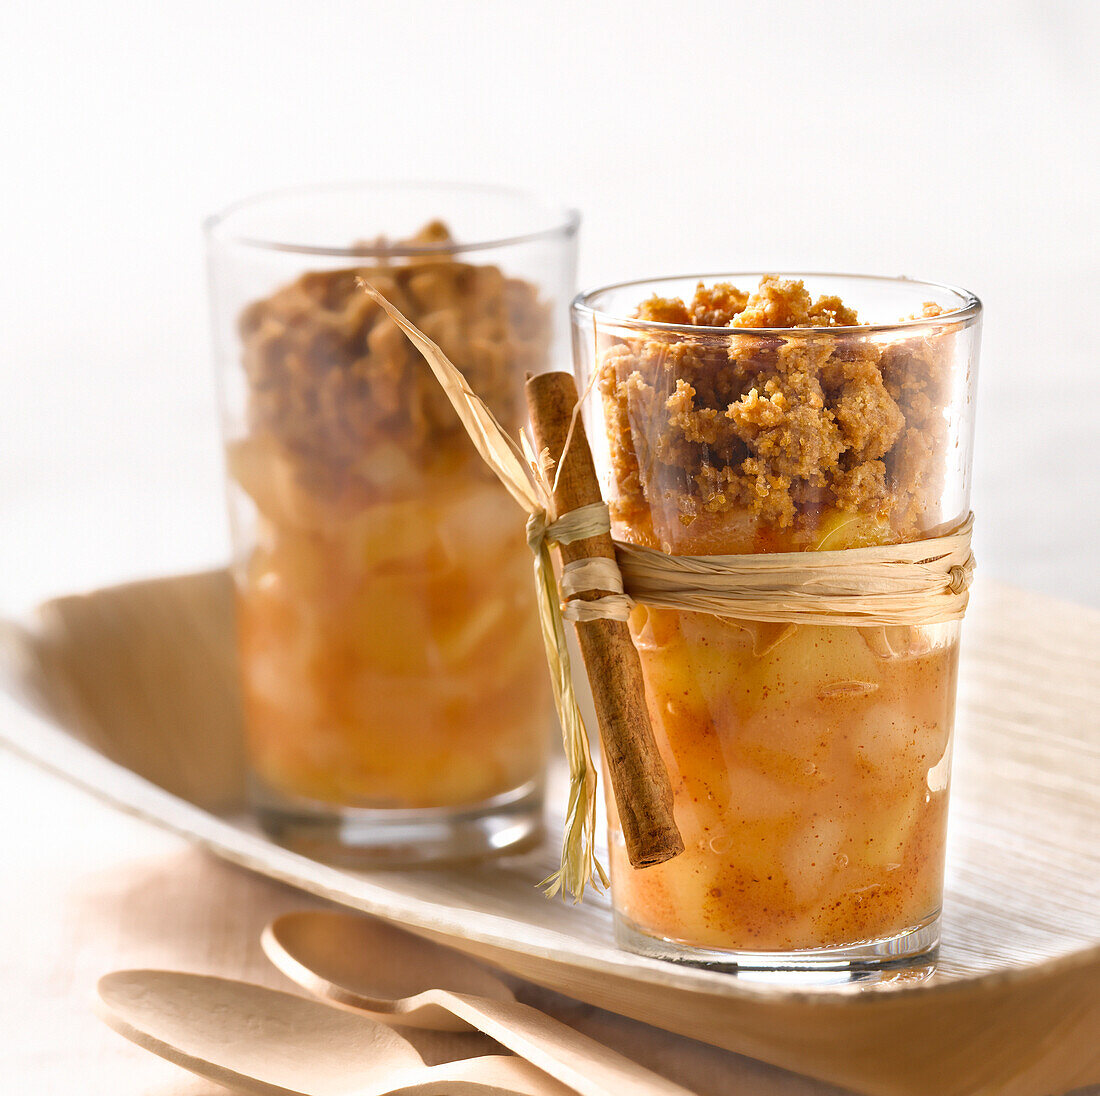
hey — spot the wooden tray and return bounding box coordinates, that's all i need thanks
[1,571,1097,1096]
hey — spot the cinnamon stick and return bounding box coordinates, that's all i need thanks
[525,371,684,869]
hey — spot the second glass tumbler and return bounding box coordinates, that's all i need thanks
[207,183,578,864]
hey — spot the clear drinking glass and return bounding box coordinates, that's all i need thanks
[206,183,578,864]
[572,273,980,968]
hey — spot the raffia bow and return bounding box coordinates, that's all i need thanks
[361,283,610,900]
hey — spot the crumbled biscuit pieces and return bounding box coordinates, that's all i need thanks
[599,277,953,545]
[238,223,550,502]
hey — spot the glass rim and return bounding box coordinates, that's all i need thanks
[572,272,982,336]
[204,180,581,257]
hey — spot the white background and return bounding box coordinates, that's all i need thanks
[1,0,1098,613]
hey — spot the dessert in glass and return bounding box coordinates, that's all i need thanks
[572,274,980,967]
[206,184,578,863]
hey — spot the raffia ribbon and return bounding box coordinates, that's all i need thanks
[362,283,608,900]
[359,281,975,899]
[561,514,973,627]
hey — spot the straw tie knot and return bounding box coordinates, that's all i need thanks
[527,504,633,623]
[948,557,974,596]
[525,509,550,553]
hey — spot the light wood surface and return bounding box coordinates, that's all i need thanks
[0,748,856,1095]
[0,572,1098,1095]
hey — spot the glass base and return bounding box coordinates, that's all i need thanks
[252,777,545,867]
[613,909,940,981]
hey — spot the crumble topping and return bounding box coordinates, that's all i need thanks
[237,221,550,504]
[598,276,953,549]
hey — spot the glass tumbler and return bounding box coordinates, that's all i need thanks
[572,273,980,969]
[207,183,578,864]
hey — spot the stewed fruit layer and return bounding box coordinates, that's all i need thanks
[608,605,955,951]
[233,440,548,809]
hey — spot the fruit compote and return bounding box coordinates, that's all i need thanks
[592,276,973,960]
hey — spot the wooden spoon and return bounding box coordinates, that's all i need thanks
[97,969,575,1096]
[263,911,694,1096]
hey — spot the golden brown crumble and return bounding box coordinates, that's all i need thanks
[238,222,550,504]
[598,277,954,549]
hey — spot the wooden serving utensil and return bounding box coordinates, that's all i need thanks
[262,911,695,1096]
[96,969,576,1096]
